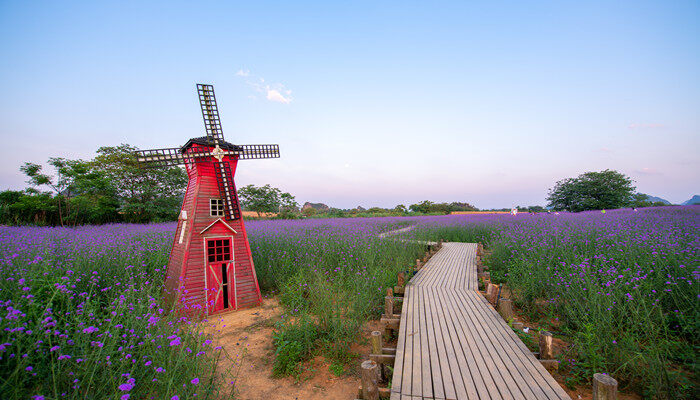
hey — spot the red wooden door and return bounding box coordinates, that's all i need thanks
[205,237,235,313]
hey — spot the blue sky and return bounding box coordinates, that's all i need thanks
[1,1,698,208]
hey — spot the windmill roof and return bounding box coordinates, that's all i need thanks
[181,137,242,152]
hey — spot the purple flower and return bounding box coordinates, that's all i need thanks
[191,378,199,385]
[49,346,60,352]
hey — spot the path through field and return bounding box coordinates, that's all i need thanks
[212,297,373,400]
[391,242,571,399]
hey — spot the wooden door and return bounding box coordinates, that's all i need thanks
[205,237,235,313]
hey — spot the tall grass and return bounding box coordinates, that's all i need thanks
[407,207,699,399]
[0,224,231,400]
[245,218,426,375]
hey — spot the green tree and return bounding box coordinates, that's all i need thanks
[547,170,636,212]
[409,200,434,213]
[92,144,187,222]
[238,184,297,216]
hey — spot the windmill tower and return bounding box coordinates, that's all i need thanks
[135,84,279,315]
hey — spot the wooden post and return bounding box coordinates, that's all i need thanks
[592,373,618,400]
[487,283,499,305]
[397,272,405,287]
[415,259,421,270]
[361,360,379,400]
[386,287,393,297]
[438,239,443,247]
[371,331,383,355]
[482,272,490,282]
[539,331,553,359]
[498,298,514,321]
[512,322,524,331]
[384,295,394,316]
[371,330,385,382]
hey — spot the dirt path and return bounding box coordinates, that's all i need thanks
[211,297,376,400]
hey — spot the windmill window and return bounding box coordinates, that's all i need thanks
[207,238,231,262]
[210,199,225,217]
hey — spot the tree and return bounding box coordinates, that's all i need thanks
[409,200,434,213]
[547,170,636,212]
[238,184,297,217]
[92,144,187,222]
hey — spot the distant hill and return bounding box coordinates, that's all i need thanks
[682,195,700,205]
[302,202,330,211]
[640,194,671,205]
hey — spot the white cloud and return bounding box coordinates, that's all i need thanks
[266,88,291,104]
[235,69,292,104]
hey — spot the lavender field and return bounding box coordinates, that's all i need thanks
[0,208,697,399]
[404,207,699,398]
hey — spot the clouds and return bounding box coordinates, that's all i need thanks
[236,69,292,104]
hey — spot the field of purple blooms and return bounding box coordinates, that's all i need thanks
[2,208,696,398]
[0,218,428,398]
[0,224,236,400]
[404,207,699,399]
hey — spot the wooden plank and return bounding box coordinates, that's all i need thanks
[410,280,422,397]
[429,286,474,399]
[426,286,457,399]
[391,285,410,394]
[422,286,445,400]
[461,289,570,399]
[400,285,414,396]
[390,242,570,400]
[435,289,490,399]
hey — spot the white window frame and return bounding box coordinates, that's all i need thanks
[210,198,224,217]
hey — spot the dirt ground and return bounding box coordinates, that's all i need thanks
[210,297,381,400]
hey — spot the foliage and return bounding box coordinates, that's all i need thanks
[0,224,233,400]
[238,184,298,216]
[408,200,477,214]
[247,218,426,374]
[547,169,636,212]
[2,144,186,226]
[92,144,187,223]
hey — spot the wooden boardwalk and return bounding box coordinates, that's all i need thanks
[390,243,570,400]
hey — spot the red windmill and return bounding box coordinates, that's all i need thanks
[135,84,279,315]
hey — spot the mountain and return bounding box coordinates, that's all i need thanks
[682,195,700,205]
[640,194,671,205]
[302,202,330,211]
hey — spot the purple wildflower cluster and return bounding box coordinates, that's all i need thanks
[0,223,218,399]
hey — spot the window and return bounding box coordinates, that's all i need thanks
[210,199,224,217]
[207,238,231,262]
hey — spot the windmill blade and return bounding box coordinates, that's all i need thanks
[236,144,280,160]
[197,84,225,145]
[135,147,211,168]
[213,161,241,220]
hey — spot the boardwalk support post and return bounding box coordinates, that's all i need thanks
[486,283,499,305]
[416,258,421,271]
[592,373,618,400]
[539,331,553,359]
[397,272,405,287]
[361,360,379,400]
[498,298,514,321]
[371,330,385,381]
[385,295,394,316]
